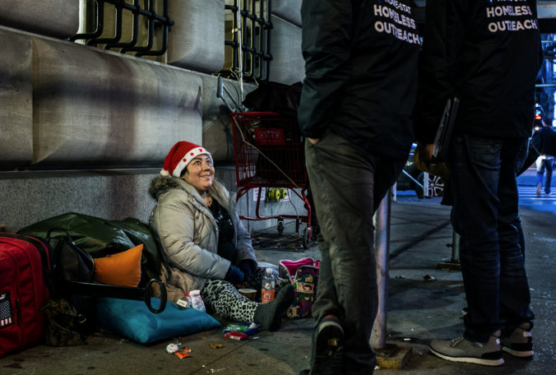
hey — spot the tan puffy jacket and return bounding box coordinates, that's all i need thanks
[149,177,256,302]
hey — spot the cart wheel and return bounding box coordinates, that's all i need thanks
[277,221,284,235]
[302,227,312,249]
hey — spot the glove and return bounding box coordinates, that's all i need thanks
[237,260,253,282]
[225,265,245,285]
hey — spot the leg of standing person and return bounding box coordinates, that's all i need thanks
[451,135,505,342]
[430,135,534,365]
[303,130,403,375]
[544,157,553,194]
[536,156,544,197]
[514,143,530,258]
[497,138,535,357]
[431,135,504,365]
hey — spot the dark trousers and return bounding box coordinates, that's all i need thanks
[449,134,534,342]
[305,130,405,374]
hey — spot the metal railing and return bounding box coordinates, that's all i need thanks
[71,0,174,57]
[224,0,273,82]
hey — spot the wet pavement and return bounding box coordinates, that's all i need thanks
[1,169,555,375]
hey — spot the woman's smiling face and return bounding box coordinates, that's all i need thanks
[182,155,215,194]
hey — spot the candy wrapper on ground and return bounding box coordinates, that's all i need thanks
[224,331,248,341]
[223,323,259,336]
[175,348,192,359]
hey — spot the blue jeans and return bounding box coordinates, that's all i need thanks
[450,134,534,342]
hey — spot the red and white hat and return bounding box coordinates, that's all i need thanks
[160,141,213,177]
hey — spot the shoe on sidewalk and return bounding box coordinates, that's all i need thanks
[429,331,504,366]
[536,184,542,197]
[254,284,295,331]
[299,315,344,375]
[501,322,534,358]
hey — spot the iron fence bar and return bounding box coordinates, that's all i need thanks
[104,0,173,25]
[121,0,155,54]
[105,0,141,51]
[248,0,257,79]
[88,1,124,46]
[242,0,251,78]
[263,0,272,80]
[69,0,105,42]
[71,0,173,56]
[136,0,171,56]
[224,0,272,82]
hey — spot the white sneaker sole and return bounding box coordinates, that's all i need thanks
[430,347,505,366]
[502,346,534,358]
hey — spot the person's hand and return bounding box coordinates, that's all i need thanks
[308,138,320,145]
[224,265,245,285]
[237,260,252,282]
[420,143,435,162]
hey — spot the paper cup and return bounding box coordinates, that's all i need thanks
[238,288,257,301]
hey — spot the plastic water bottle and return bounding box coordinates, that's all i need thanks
[261,268,276,304]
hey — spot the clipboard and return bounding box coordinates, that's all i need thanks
[431,97,460,164]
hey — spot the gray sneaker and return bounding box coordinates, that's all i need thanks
[429,331,504,366]
[501,322,534,358]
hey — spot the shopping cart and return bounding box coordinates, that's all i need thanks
[230,111,313,248]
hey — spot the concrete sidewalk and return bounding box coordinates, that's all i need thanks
[1,198,555,375]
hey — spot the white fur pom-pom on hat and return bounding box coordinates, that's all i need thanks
[160,141,213,178]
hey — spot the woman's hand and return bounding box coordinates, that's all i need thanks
[224,265,245,285]
[238,260,252,282]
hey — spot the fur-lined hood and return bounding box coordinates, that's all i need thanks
[149,176,183,200]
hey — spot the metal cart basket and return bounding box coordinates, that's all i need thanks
[230,111,312,248]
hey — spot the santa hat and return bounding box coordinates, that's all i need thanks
[160,141,213,177]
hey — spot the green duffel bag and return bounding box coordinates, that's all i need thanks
[18,212,162,282]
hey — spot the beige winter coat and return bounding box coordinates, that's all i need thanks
[149,177,256,302]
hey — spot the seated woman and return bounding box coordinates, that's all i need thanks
[149,141,294,331]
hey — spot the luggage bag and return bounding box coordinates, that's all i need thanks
[0,233,52,358]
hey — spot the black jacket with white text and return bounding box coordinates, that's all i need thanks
[298,0,421,160]
[414,0,542,144]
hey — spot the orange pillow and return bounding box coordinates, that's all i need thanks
[93,244,143,287]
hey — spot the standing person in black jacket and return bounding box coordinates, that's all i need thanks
[533,118,556,196]
[298,1,421,374]
[414,0,542,366]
